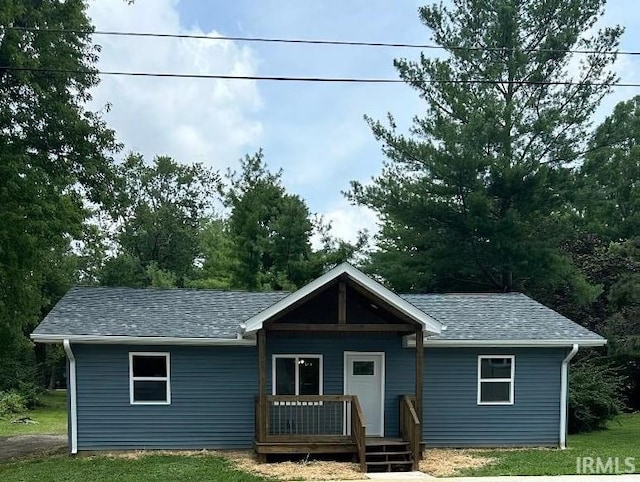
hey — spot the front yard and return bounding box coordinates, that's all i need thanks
[1,392,638,480]
[0,454,273,482]
[431,413,640,477]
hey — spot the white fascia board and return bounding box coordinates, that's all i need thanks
[403,335,607,348]
[243,262,442,334]
[31,334,256,346]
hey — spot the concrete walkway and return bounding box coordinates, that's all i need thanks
[435,477,640,482]
[367,472,433,480]
[364,475,640,482]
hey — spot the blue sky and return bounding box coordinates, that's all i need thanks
[87,0,640,243]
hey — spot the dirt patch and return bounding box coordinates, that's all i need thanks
[99,449,365,480]
[0,434,67,461]
[224,451,365,481]
[420,448,496,477]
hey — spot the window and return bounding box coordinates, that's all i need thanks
[477,355,514,405]
[129,352,170,405]
[353,361,375,376]
[273,355,322,396]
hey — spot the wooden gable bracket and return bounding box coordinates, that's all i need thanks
[338,278,347,324]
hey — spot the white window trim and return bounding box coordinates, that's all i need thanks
[129,352,171,405]
[272,354,323,405]
[477,355,515,406]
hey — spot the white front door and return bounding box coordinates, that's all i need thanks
[344,352,385,436]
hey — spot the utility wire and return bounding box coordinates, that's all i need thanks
[3,66,640,88]
[2,25,636,56]
[2,66,638,87]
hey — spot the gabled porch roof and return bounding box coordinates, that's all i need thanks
[243,263,442,335]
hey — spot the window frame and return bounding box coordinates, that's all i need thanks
[272,354,323,402]
[477,355,515,406]
[129,352,171,405]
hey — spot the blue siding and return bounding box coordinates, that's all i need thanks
[423,347,565,447]
[72,341,565,450]
[267,332,413,437]
[74,344,257,450]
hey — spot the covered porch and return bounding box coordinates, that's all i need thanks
[244,265,441,472]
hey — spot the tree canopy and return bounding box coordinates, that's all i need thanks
[0,0,118,387]
[348,0,622,295]
[102,154,219,287]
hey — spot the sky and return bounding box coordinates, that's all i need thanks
[86,0,640,244]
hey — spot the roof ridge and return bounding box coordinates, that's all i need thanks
[400,292,523,296]
[68,285,292,295]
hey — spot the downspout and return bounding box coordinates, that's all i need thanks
[63,339,78,454]
[560,344,579,449]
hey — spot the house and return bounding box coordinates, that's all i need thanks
[31,263,605,472]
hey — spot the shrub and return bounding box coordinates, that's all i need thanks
[569,357,626,433]
[0,390,27,417]
[17,381,42,409]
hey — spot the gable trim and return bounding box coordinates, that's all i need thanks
[243,263,442,334]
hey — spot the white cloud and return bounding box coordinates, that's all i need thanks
[313,200,379,249]
[87,0,263,168]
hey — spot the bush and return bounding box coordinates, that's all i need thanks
[569,357,626,433]
[16,381,42,409]
[0,390,27,417]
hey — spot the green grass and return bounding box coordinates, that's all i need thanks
[0,454,272,482]
[458,413,640,476]
[0,391,67,437]
[1,392,637,478]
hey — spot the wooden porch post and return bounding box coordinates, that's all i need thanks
[258,329,267,446]
[415,328,423,424]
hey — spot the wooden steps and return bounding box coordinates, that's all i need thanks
[365,439,414,473]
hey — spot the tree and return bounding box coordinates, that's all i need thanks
[104,154,219,287]
[0,1,118,389]
[579,95,640,241]
[348,0,621,294]
[187,217,236,290]
[543,234,640,410]
[222,151,315,290]
[221,151,364,290]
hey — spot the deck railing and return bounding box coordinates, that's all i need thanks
[265,395,350,438]
[255,394,366,468]
[400,395,421,470]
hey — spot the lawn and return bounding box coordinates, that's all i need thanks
[0,391,67,437]
[0,454,272,482]
[1,392,637,479]
[458,413,640,476]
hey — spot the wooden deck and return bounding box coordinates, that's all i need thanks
[253,437,404,455]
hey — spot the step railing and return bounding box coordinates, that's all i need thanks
[400,395,421,470]
[350,395,367,472]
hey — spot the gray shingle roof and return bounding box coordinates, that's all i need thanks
[33,287,604,342]
[33,287,288,339]
[402,293,603,341]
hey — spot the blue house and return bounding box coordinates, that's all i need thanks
[31,263,605,472]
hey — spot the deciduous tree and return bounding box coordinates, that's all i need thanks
[0,0,118,388]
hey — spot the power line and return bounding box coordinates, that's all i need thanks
[3,25,637,56]
[4,66,640,88]
[3,66,639,88]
